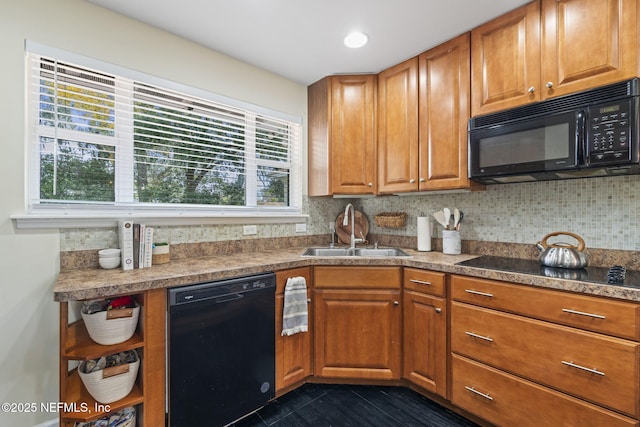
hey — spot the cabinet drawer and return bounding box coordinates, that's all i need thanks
[403,268,445,296]
[451,302,640,417]
[452,354,639,427]
[451,275,640,340]
[314,266,401,289]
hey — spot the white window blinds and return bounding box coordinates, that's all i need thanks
[26,46,302,215]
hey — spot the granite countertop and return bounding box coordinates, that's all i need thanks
[53,246,640,302]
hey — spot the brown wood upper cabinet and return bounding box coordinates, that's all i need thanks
[378,34,476,193]
[418,34,474,191]
[377,58,419,193]
[541,0,637,98]
[472,0,638,116]
[308,75,377,196]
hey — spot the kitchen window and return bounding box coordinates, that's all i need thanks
[21,43,303,227]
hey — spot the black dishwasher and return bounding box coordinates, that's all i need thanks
[168,272,276,427]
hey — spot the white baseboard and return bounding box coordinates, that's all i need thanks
[33,419,58,427]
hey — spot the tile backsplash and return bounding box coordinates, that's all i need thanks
[61,174,640,252]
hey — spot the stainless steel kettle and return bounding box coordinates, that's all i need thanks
[535,231,588,269]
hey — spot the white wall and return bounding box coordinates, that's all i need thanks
[0,1,306,425]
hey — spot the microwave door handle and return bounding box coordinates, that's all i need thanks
[577,111,587,165]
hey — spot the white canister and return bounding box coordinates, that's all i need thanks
[442,230,461,255]
[416,216,432,251]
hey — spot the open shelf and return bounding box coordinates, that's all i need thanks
[59,289,166,426]
[63,319,144,360]
[61,369,144,422]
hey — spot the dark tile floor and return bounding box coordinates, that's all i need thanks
[233,383,480,427]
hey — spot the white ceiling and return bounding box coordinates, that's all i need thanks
[88,0,531,85]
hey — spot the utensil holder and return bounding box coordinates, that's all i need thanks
[442,230,461,255]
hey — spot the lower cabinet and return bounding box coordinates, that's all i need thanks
[313,266,402,380]
[451,354,638,427]
[275,267,313,395]
[450,274,640,426]
[402,268,447,397]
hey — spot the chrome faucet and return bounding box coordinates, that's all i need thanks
[343,203,364,250]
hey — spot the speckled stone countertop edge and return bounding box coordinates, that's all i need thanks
[53,247,640,303]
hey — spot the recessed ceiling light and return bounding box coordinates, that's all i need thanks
[344,32,369,48]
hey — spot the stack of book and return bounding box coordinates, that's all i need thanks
[118,220,154,271]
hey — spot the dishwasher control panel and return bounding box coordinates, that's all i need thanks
[169,272,275,306]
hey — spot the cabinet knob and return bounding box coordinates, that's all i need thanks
[368,182,373,187]
[546,82,554,89]
[393,301,399,306]
[528,86,535,94]
[307,298,311,304]
[419,178,425,182]
[409,179,415,184]
[435,308,442,314]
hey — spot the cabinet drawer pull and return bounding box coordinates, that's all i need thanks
[561,308,606,319]
[561,361,605,376]
[465,331,494,342]
[464,289,494,298]
[410,279,432,286]
[464,386,494,401]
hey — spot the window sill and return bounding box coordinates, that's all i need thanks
[11,211,308,229]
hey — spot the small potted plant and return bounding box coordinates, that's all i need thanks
[152,242,170,265]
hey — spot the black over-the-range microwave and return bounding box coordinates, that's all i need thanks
[468,78,640,184]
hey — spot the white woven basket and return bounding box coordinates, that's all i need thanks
[73,410,136,427]
[78,353,139,404]
[81,304,140,345]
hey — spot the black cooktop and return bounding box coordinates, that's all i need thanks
[456,255,640,289]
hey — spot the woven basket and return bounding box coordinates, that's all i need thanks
[374,212,407,229]
[81,304,139,345]
[74,408,136,427]
[79,352,139,404]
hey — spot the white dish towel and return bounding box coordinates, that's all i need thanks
[282,276,308,336]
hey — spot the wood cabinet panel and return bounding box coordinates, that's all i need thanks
[418,33,473,190]
[314,289,402,380]
[308,75,376,196]
[275,268,313,394]
[471,0,541,116]
[451,275,640,340]
[403,290,446,396]
[314,266,401,289]
[451,301,640,416]
[330,75,377,193]
[541,0,638,97]
[452,354,639,427]
[403,268,446,297]
[377,58,419,193]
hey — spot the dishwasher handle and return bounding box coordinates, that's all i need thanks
[216,293,244,304]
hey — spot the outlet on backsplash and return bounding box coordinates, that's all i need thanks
[243,225,258,235]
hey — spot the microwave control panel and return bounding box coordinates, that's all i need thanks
[587,100,633,164]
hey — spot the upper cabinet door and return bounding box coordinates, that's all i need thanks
[330,75,377,194]
[418,33,472,191]
[377,58,419,193]
[471,1,541,116]
[541,0,638,98]
[307,75,376,196]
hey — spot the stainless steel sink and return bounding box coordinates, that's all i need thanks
[301,247,411,257]
[354,248,411,257]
